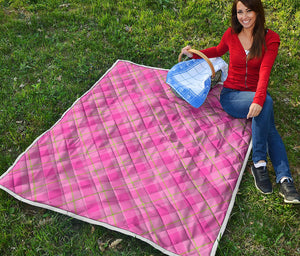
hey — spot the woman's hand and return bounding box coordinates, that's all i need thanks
[181,45,193,58]
[247,103,262,119]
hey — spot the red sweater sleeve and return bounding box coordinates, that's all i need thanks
[252,32,280,106]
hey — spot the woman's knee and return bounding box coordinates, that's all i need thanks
[254,95,274,122]
[262,94,273,114]
[262,95,274,112]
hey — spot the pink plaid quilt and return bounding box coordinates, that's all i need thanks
[0,60,252,256]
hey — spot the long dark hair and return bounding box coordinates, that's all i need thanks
[231,0,266,59]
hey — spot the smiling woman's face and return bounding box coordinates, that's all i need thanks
[236,1,257,30]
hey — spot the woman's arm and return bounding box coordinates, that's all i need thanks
[252,40,280,107]
[181,28,230,59]
[248,31,280,118]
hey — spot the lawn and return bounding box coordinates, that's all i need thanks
[0,0,299,255]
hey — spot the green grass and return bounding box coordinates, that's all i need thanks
[0,0,299,255]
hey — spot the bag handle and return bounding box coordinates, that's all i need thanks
[178,49,216,78]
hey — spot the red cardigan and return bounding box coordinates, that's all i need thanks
[192,27,280,107]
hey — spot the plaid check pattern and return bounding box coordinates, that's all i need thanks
[0,60,252,256]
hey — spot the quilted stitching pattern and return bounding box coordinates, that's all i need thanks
[0,60,252,256]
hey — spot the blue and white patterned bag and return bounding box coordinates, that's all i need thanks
[166,57,228,108]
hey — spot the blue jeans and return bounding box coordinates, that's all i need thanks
[220,88,292,183]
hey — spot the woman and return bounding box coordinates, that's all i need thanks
[181,0,299,204]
